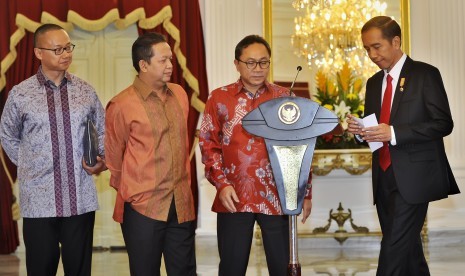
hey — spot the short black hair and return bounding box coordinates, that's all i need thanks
[132,32,167,73]
[234,35,271,60]
[34,24,64,47]
[361,16,402,44]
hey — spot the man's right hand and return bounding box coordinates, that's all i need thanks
[346,114,362,135]
[219,186,240,213]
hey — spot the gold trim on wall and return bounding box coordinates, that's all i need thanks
[400,0,411,55]
[262,0,272,46]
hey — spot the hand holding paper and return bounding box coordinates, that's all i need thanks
[353,114,383,152]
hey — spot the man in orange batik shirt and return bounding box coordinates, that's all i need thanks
[105,32,196,276]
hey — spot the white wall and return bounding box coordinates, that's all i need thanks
[409,0,465,231]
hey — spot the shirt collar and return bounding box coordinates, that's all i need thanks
[234,78,271,96]
[36,66,72,87]
[133,76,172,100]
[384,53,407,81]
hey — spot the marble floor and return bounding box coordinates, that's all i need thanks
[1,234,465,276]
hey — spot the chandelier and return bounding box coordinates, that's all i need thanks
[291,0,387,78]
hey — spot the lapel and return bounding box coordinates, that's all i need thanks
[371,71,384,119]
[390,56,413,122]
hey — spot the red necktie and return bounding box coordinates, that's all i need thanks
[379,74,393,171]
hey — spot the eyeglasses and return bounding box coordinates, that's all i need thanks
[237,59,271,69]
[37,44,75,55]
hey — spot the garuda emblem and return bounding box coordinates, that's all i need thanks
[278,102,300,125]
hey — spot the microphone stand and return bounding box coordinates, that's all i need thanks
[288,215,301,276]
[288,65,302,276]
[289,66,302,96]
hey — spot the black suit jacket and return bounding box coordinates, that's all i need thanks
[364,56,460,204]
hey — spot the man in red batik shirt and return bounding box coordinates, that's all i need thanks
[199,35,312,276]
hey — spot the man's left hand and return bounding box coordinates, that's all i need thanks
[361,123,392,142]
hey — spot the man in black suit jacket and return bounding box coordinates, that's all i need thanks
[347,16,460,276]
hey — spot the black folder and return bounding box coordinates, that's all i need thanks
[83,119,98,167]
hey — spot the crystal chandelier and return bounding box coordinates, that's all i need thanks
[291,0,387,78]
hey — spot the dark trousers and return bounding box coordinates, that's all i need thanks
[22,211,95,276]
[217,212,289,276]
[121,200,196,276]
[376,167,430,276]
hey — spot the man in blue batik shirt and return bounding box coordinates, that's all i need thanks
[0,23,106,276]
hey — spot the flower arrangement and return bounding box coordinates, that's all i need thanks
[312,63,367,149]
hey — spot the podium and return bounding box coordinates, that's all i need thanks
[242,96,339,275]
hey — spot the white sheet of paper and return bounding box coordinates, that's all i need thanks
[354,114,383,152]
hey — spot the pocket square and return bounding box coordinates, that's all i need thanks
[83,119,99,167]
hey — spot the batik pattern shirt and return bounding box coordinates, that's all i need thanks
[0,67,105,218]
[105,77,195,223]
[199,79,312,215]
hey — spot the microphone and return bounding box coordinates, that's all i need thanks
[289,66,302,96]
